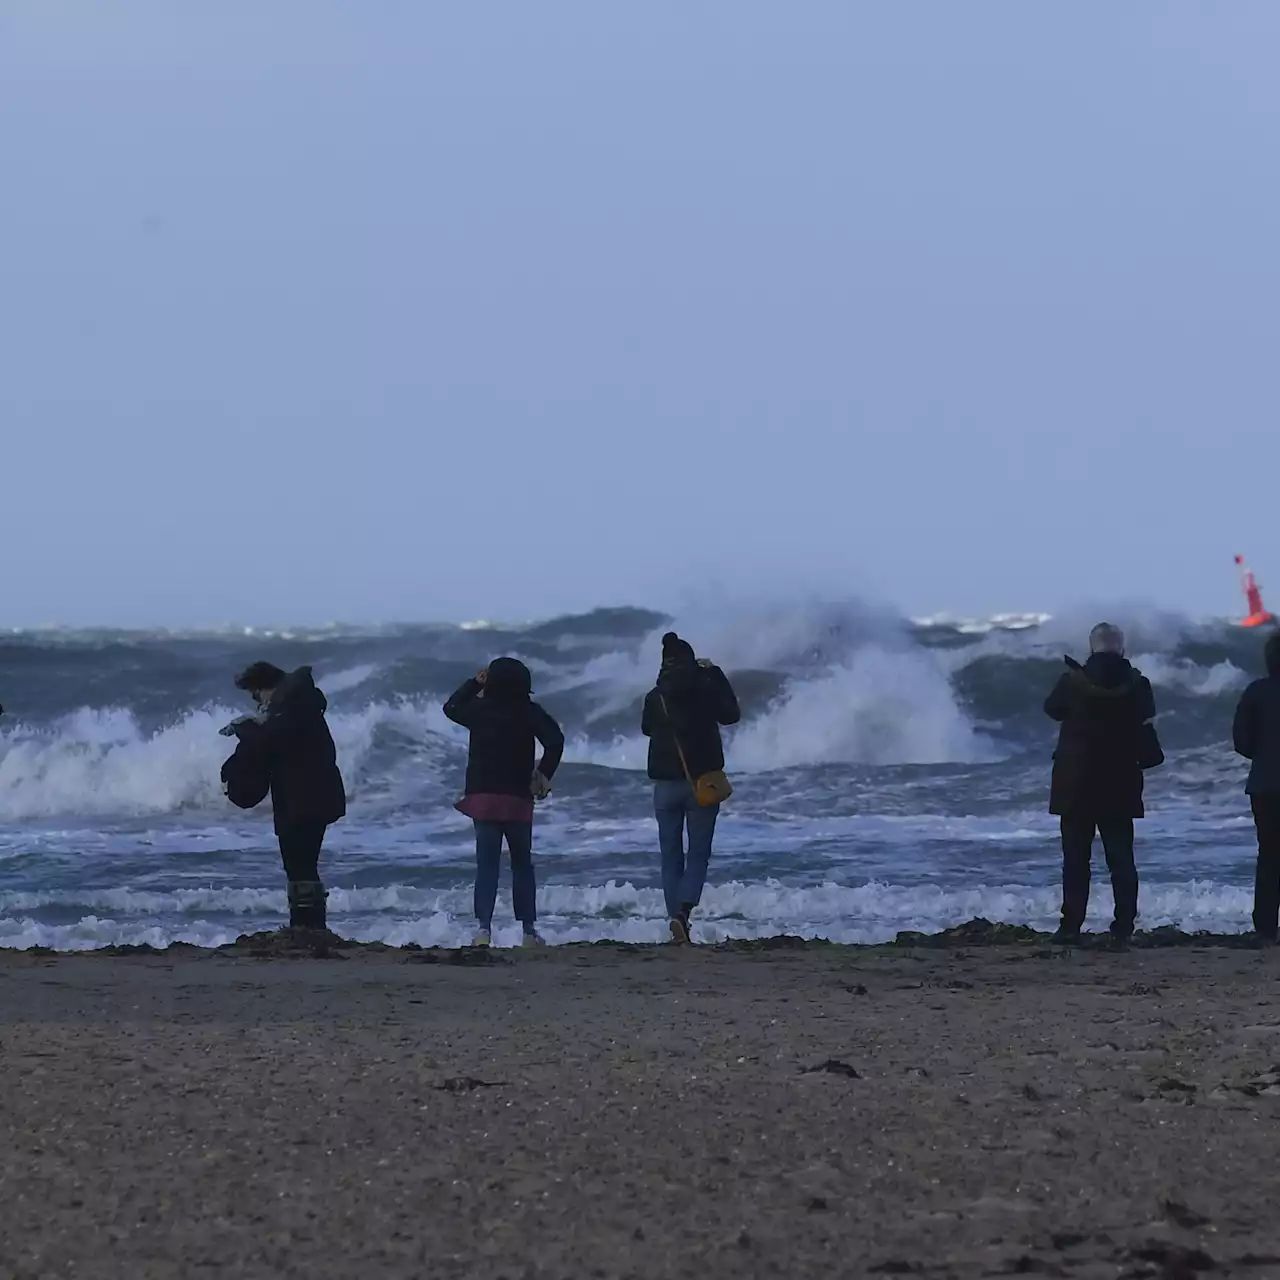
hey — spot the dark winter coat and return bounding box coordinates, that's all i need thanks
[443,659,565,798]
[641,660,741,782]
[229,667,347,833]
[1233,638,1280,795]
[1044,652,1156,819]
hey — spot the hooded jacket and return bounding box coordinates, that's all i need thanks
[641,635,741,783]
[443,657,566,800]
[229,667,347,832]
[1233,634,1280,795]
[1044,651,1156,819]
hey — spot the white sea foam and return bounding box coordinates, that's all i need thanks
[0,877,1255,951]
[728,647,993,769]
[0,702,407,821]
[1131,654,1248,697]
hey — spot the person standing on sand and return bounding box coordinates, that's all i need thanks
[221,663,347,933]
[1044,624,1158,945]
[443,657,565,948]
[1232,631,1280,942]
[641,632,741,944]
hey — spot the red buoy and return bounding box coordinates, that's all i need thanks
[1236,555,1274,627]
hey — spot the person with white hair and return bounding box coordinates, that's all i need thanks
[1232,631,1280,942]
[1043,623,1159,944]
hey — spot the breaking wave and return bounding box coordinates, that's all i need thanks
[0,603,1265,820]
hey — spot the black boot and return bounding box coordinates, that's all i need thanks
[287,880,328,932]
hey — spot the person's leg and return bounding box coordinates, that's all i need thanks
[1098,819,1138,938]
[678,795,720,930]
[505,821,538,936]
[1058,816,1095,938]
[654,781,689,922]
[279,822,328,930]
[473,821,503,937]
[1251,795,1280,940]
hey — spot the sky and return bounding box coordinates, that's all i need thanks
[1,2,1278,628]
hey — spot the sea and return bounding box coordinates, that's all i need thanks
[0,601,1265,950]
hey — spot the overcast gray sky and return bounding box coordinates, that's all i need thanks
[2,2,1277,628]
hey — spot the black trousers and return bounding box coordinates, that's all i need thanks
[1251,796,1280,939]
[1060,816,1138,936]
[277,821,327,882]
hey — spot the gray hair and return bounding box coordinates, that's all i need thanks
[1089,623,1125,655]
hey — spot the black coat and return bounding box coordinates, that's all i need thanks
[641,662,741,782]
[1233,650,1280,795]
[231,667,347,833]
[443,679,565,798]
[1045,653,1156,819]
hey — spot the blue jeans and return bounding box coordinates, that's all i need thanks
[473,821,536,927]
[654,780,720,919]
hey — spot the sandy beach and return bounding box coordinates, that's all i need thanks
[3,930,1280,1279]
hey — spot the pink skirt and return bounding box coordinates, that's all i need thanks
[454,792,535,824]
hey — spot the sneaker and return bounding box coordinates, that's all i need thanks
[669,917,691,945]
[472,927,492,948]
[521,930,546,948]
[1050,927,1081,946]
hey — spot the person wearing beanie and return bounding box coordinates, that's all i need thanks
[443,656,565,947]
[640,632,741,943]
[1043,623,1157,945]
[222,663,347,933]
[1233,631,1280,941]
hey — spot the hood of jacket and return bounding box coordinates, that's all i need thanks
[485,656,533,703]
[1265,633,1280,678]
[1064,652,1142,698]
[269,666,328,716]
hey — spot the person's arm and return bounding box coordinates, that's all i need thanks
[1234,685,1259,760]
[531,703,566,780]
[701,664,741,726]
[228,717,276,780]
[641,691,658,738]
[1135,676,1157,724]
[443,677,483,728]
[1044,674,1071,722]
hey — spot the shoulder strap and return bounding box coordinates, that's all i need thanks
[659,695,695,785]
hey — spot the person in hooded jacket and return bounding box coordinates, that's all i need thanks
[1044,624,1157,943]
[224,663,347,931]
[443,656,565,948]
[1232,631,1280,941]
[641,632,741,944]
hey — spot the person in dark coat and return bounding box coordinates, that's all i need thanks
[223,663,347,931]
[1232,631,1280,941]
[443,657,565,948]
[640,632,741,944]
[1044,623,1157,943]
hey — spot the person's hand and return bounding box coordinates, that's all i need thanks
[476,669,488,686]
[697,659,714,669]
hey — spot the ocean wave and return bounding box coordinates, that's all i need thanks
[0,601,1264,819]
[0,876,1254,951]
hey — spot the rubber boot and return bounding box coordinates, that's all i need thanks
[287,880,328,932]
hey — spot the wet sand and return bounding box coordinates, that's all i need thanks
[3,932,1280,1278]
